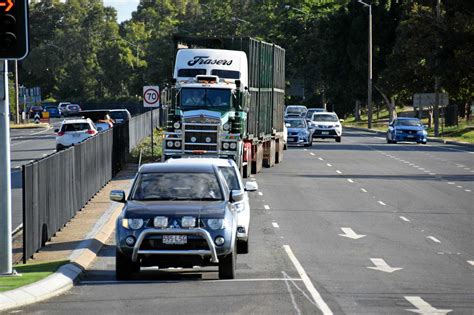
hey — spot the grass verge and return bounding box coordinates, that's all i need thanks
[130,128,163,163]
[0,260,69,292]
[10,123,50,129]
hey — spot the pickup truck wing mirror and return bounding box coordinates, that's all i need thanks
[110,190,126,203]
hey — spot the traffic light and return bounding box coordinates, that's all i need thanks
[0,0,29,59]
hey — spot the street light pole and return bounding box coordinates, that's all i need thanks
[358,0,373,129]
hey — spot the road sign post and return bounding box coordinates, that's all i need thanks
[0,60,13,275]
[143,86,160,159]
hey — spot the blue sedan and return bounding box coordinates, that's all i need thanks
[285,118,313,147]
[386,117,427,144]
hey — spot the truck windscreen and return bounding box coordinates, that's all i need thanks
[180,88,232,109]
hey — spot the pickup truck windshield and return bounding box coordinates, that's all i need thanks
[131,172,223,201]
[180,88,231,110]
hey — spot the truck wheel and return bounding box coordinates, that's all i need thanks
[116,249,139,280]
[219,244,236,279]
[237,239,249,254]
[336,137,341,143]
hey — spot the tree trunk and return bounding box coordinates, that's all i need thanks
[374,84,396,122]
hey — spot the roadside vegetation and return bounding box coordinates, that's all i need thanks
[0,260,69,292]
[130,128,163,163]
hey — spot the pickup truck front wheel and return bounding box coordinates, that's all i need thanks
[218,244,236,279]
[116,249,140,280]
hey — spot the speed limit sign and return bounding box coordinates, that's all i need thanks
[143,86,160,108]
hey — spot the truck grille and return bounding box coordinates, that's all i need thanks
[183,123,218,151]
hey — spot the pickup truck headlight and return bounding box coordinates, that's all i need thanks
[417,130,427,135]
[153,216,168,228]
[122,218,144,230]
[181,216,196,228]
[207,218,225,230]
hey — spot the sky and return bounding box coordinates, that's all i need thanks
[103,0,139,23]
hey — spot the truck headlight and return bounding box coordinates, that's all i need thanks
[223,123,230,131]
[174,141,181,148]
[166,141,174,148]
[207,218,225,230]
[153,216,168,228]
[173,121,181,129]
[223,142,230,150]
[181,216,196,228]
[122,218,144,230]
[229,142,237,150]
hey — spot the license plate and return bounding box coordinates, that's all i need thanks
[163,235,187,245]
[406,135,415,139]
[322,131,329,135]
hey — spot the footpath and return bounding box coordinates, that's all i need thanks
[0,164,138,312]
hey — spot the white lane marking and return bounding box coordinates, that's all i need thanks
[310,152,315,156]
[326,163,332,167]
[418,168,425,170]
[465,189,472,192]
[423,170,430,173]
[318,157,324,161]
[367,258,402,273]
[409,163,415,166]
[283,245,333,315]
[336,170,341,174]
[429,173,436,176]
[464,168,470,171]
[338,227,366,240]
[258,192,263,196]
[456,164,464,167]
[304,149,307,151]
[282,271,320,310]
[405,296,452,314]
[377,201,386,206]
[272,222,280,228]
[264,205,270,210]
[361,188,367,193]
[467,261,474,266]
[447,182,455,185]
[10,126,54,147]
[456,185,463,189]
[347,179,354,183]
[399,216,410,222]
[282,272,302,315]
[427,236,441,243]
[374,137,385,140]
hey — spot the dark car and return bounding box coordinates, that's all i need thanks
[285,118,313,146]
[111,163,239,280]
[64,104,81,117]
[44,106,61,118]
[386,117,427,144]
[28,105,43,119]
[109,109,132,124]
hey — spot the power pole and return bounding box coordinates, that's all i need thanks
[368,4,373,129]
[15,60,20,125]
[433,0,441,137]
[0,60,13,275]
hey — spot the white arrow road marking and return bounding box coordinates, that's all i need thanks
[361,188,367,193]
[283,245,333,315]
[377,201,387,206]
[272,222,280,228]
[367,258,402,273]
[318,157,324,161]
[258,192,263,196]
[347,179,354,183]
[339,227,366,240]
[399,216,411,222]
[427,236,441,243]
[405,296,452,314]
[310,152,315,156]
[264,205,270,210]
[336,170,341,174]
[326,163,332,167]
[467,260,474,266]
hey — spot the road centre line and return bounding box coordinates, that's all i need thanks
[427,236,441,243]
[272,222,280,228]
[456,185,463,189]
[283,245,333,315]
[80,278,305,285]
[326,163,332,167]
[447,182,455,185]
[336,170,341,174]
[465,189,472,192]
[361,188,367,193]
[318,157,324,161]
[399,216,410,222]
[377,201,386,206]
[264,205,270,210]
[347,179,354,183]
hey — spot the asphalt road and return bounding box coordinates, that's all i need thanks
[10,120,60,232]
[12,129,474,314]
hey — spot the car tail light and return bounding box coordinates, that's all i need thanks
[87,130,97,135]
[57,131,65,136]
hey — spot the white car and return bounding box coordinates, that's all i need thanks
[309,112,343,142]
[166,158,258,253]
[55,118,98,150]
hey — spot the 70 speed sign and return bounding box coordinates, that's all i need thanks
[143,86,160,108]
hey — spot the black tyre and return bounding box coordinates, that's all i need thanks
[116,249,139,280]
[237,240,249,254]
[336,137,341,143]
[422,141,427,145]
[218,244,236,279]
[284,144,287,150]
